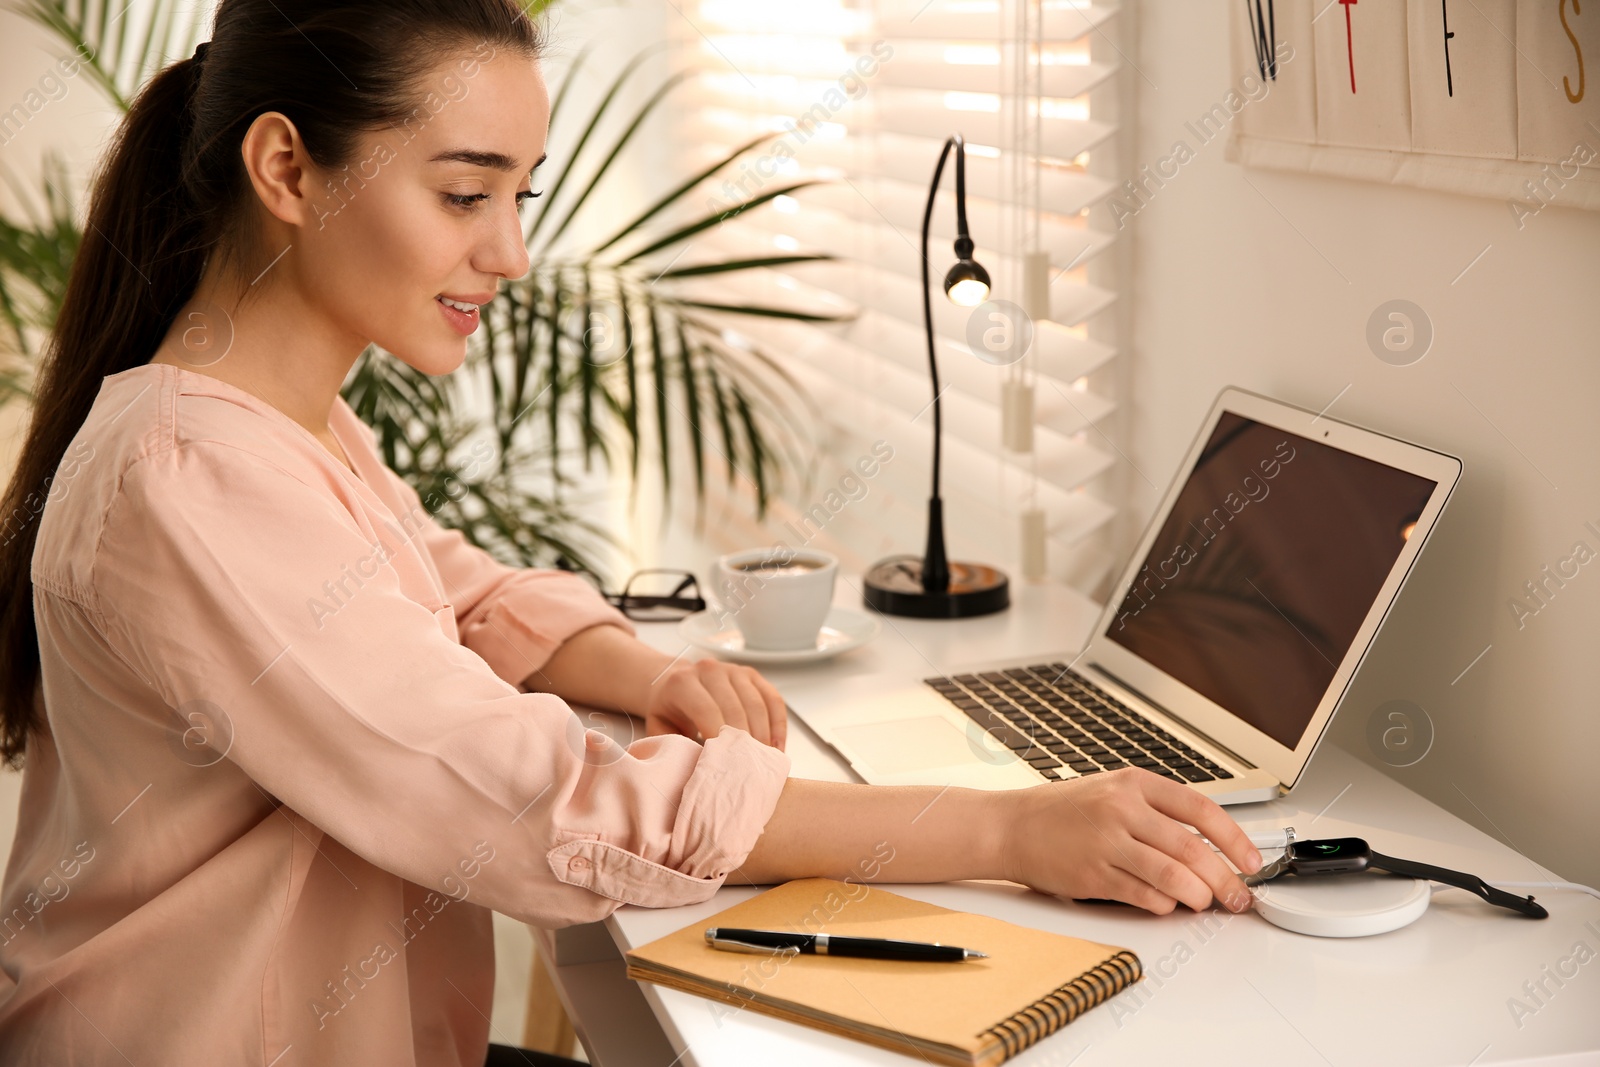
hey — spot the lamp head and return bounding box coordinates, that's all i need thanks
[944,261,991,307]
[943,234,990,307]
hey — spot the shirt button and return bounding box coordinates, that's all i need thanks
[570,857,590,871]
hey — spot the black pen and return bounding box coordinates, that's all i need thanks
[705,927,987,962]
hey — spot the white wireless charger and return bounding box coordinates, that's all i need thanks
[1253,871,1432,937]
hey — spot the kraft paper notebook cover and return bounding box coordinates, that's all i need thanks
[625,879,1142,1066]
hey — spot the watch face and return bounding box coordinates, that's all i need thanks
[1290,837,1371,873]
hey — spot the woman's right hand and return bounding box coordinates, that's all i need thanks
[1000,768,1263,914]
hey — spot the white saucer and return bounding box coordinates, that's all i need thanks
[678,607,880,665]
[1253,872,1431,937]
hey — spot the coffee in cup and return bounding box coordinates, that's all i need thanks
[713,548,838,651]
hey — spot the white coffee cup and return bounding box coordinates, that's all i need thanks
[712,548,838,651]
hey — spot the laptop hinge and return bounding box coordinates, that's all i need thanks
[1083,662,1261,772]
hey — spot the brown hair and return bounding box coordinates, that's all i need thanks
[0,0,544,764]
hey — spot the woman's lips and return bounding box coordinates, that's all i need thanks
[436,296,480,336]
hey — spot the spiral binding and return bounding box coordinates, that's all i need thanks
[980,950,1143,1059]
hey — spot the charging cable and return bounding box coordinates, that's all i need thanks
[1193,827,1295,854]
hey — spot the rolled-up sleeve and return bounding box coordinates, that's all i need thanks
[91,443,790,927]
[375,465,634,688]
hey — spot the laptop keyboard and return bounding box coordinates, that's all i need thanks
[924,663,1234,784]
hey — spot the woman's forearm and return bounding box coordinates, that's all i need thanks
[739,770,1263,915]
[526,634,1263,915]
[522,624,789,747]
[735,778,1010,885]
[521,623,671,715]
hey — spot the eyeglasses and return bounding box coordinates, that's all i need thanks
[579,568,707,622]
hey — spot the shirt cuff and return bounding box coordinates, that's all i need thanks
[547,728,791,908]
[457,571,635,687]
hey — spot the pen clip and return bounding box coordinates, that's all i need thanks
[706,936,801,957]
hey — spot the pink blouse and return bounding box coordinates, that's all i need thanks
[0,362,789,1065]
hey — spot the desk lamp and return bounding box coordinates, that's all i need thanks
[863,134,1010,619]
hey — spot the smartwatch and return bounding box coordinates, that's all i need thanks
[1251,837,1547,919]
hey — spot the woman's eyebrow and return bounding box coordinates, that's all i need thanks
[429,149,549,173]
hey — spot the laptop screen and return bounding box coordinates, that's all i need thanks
[1105,412,1438,749]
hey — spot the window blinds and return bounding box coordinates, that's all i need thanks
[660,1,1124,593]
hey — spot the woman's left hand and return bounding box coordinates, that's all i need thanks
[644,658,787,750]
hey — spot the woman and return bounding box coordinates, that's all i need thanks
[0,2,1262,1063]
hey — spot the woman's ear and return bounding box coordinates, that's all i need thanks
[239,111,319,229]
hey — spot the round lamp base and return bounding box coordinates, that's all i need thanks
[863,555,1010,619]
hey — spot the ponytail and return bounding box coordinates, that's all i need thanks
[0,0,544,765]
[0,54,207,765]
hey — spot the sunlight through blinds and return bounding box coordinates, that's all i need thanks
[663,0,1125,592]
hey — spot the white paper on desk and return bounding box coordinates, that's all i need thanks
[1408,0,1518,158]
[1515,0,1600,163]
[1231,0,1319,143]
[1314,0,1413,150]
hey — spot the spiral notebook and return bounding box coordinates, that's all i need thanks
[625,879,1142,1066]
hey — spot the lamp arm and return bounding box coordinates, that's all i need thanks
[953,134,972,243]
[919,136,961,595]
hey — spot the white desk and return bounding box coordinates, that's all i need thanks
[534,579,1600,1067]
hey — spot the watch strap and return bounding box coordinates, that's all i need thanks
[1369,851,1547,918]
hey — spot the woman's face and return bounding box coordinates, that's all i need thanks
[295,46,550,376]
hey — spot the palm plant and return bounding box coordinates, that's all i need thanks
[3,1,841,577]
[0,154,75,407]
[0,0,207,363]
[0,0,199,402]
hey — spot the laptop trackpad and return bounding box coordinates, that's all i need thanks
[831,716,997,776]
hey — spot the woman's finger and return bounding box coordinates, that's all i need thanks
[749,668,787,750]
[1129,807,1254,912]
[1108,835,1216,913]
[1092,864,1179,915]
[1142,776,1263,877]
[722,667,772,746]
[694,662,753,737]
[651,673,724,742]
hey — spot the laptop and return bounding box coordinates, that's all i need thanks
[799,387,1462,804]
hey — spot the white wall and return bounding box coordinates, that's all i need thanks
[1125,2,1600,886]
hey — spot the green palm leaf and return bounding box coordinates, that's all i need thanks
[700,355,740,489]
[657,255,833,279]
[667,300,849,323]
[617,285,641,486]
[20,0,206,111]
[0,152,81,367]
[587,132,778,258]
[525,45,670,250]
[536,69,693,254]
[544,273,565,489]
[647,297,671,500]
[617,181,826,264]
[675,317,706,503]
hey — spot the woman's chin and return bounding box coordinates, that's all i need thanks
[391,345,468,377]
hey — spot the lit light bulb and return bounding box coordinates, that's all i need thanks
[944,256,991,307]
[947,277,989,306]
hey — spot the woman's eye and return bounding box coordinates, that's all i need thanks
[444,190,544,211]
